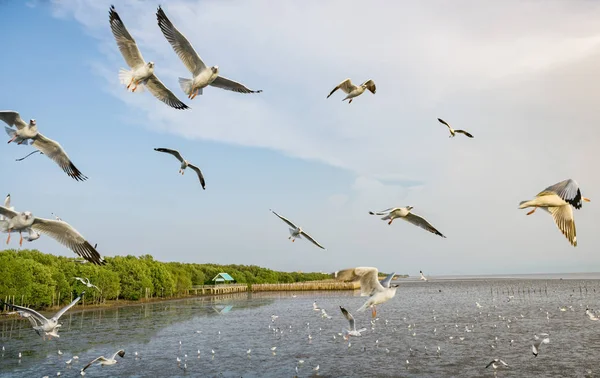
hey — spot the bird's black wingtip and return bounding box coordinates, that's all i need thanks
[368,211,375,215]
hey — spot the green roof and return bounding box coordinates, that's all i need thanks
[212,273,235,281]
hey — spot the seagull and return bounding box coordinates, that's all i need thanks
[340,306,367,337]
[485,359,509,369]
[532,335,550,357]
[1,195,40,242]
[108,6,188,110]
[519,179,590,247]
[0,292,84,339]
[419,271,428,281]
[0,205,105,264]
[80,349,125,375]
[476,302,483,308]
[156,6,262,99]
[154,148,206,189]
[326,78,376,104]
[1,111,87,181]
[332,267,399,318]
[74,277,100,291]
[269,209,326,249]
[437,118,474,138]
[369,207,446,238]
[313,302,321,311]
[321,309,332,319]
[586,309,599,321]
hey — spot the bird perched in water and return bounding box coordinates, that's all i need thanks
[437,118,474,138]
[420,271,428,281]
[369,207,446,238]
[332,267,398,318]
[519,179,590,247]
[154,148,206,190]
[326,78,376,103]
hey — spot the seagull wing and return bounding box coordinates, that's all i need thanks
[454,130,474,138]
[334,267,383,296]
[299,230,326,250]
[210,76,262,94]
[327,78,356,98]
[362,79,376,94]
[0,205,18,220]
[437,118,452,129]
[81,357,108,372]
[339,306,356,331]
[108,5,146,68]
[485,360,497,369]
[145,75,190,110]
[548,205,576,247]
[156,6,206,76]
[0,301,48,323]
[499,360,509,367]
[111,349,126,360]
[0,111,28,130]
[31,133,87,181]
[541,179,584,209]
[74,277,86,284]
[187,163,206,190]
[380,272,396,288]
[369,208,398,216]
[154,148,185,162]
[52,293,83,321]
[31,217,105,265]
[4,194,10,209]
[269,209,298,229]
[404,212,446,238]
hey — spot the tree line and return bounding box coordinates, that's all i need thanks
[0,249,330,309]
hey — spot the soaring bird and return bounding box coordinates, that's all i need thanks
[154,148,206,190]
[156,6,262,100]
[485,359,509,369]
[1,292,84,339]
[108,6,189,110]
[332,267,398,318]
[81,349,125,375]
[74,277,100,291]
[437,118,474,138]
[327,78,376,104]
[0,205,105,265]
[269,209,326,249]
[1,194,40,242]
[1,111,87,181]
[369,207,446,238]
[339,306,367,338]
[419,270,428,281]
[519,179,590,247]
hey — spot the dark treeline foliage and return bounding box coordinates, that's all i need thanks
[0,249,330,309]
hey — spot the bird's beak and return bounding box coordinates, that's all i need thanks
[583,197,591,202]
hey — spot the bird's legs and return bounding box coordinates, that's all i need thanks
[388,219,394,225]
[126,77,134,90]
[6,231,11,244]
[348,99,353,104]
[526,207,537,216]
[19,231,23,247]
[371,305,377,318]
[190,89,199,100]
[7,135,17,144]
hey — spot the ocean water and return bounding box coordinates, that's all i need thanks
[1,276,599,377]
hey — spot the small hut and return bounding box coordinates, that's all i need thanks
[212,273,235,285]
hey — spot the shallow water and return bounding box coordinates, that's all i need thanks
[1,277,600,377]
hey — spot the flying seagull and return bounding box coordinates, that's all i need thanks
[339,306,367,338]
[1,194,40,242]
[0,205,105,265]
[74,277,100,291]
[1,111,87,181]
[437,118,474,138]
[532,334,550,357]
[369,207,446,238]
[519,179,590,247]
[154,148,206,190]
[156,6,262,99]
[485,359,509,369]
[81,349,125,375]
[327,78,376,104]
[0,292,84,339]
[332,267,399,318]
[108,6,189,110]
[419,270,428,281]
[269,209,326,249]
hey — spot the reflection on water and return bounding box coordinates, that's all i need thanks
[1,277,599,377]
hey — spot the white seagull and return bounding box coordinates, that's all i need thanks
[156,6,262,100]
[80,349,125,375]
[369,207,446,238]
[1,292,84,339]
[1,111,87,181]
[74,277,100,291]
[108,6,188,110]
[586,309,599,321]
[437,118,474,138]
[327,78,376,104]
[333,267,398,318]
[0,205,105,264]
[1,194,40,242]
[519,179,590,247]
[485,359,509,369]
[154,148,206,190]
[419,271,428,281]
[339,306,367,337]
[532,334,550,357]
[269,209,326,249]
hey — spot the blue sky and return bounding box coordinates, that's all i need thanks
[1,0,599,275]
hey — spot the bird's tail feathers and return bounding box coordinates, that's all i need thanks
[119,69,145,93]
[4,126,16,138]
[0,220,8,232]
[178,78,199,96]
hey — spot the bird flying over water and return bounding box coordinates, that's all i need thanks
[420,270,428,281]
[1,111,87,181]
[154,148,206,190]
[269,209,326,249]
[0,205,105,265]
[485,359,509,369]
[437,118,474,138]
[519,179,590,247]
[1,194,40,242]
[108,6,189,110]
[532,334,550,357]
[333,267,398,318]
[339,306,367,337]
[327,78,376,103]
[369,207,446,238]
[156,6,262,100]
[81,349,125,375]
[74,277,100,291]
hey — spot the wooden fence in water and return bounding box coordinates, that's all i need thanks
[251,280,360,292]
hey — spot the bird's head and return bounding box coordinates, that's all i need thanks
[147,61,155,68]
[406,206,414,211]
[30,119,36,126]
[211,66,219,74]
[21,211,33,222]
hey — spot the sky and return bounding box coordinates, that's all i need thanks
[0,0,599,276]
